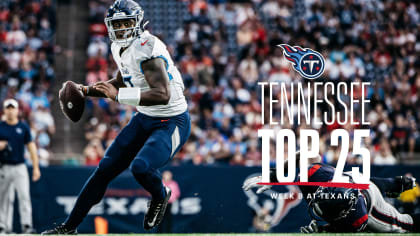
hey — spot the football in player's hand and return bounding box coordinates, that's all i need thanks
[59,81,85,122]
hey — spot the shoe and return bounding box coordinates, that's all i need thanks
[0,227,6,234]
[386,176,416,198]
[143,186,171,230]
[41,224,77,235]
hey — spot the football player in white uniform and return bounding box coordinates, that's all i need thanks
[42,0,190,234]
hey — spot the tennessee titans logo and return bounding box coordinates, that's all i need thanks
[243,174,302,230]
[278,44,325,79]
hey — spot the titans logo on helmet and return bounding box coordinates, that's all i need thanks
[278,44,325,79]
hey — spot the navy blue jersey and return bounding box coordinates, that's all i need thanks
[327,195,369,232]
[298,163,336,196]
[299,163,369,232]
[0,121,32,164]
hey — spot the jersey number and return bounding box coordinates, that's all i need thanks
[123,76,134,87]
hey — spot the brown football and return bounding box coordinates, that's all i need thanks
[59,81,85,122]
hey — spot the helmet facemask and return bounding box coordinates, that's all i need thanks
[105,10,144,48]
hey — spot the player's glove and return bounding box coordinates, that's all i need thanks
[300,220,319,233]
[242,176,271,194]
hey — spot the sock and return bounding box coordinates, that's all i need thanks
[132,171,166,201]
[370,177,400,194]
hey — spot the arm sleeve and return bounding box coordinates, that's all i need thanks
[324,196,368,232]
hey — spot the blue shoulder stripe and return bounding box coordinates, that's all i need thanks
[139,55,173,80]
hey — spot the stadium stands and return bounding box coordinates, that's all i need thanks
[80,0,420,166]
[0,0,56,166]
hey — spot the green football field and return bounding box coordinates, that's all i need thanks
[12,234,420,236]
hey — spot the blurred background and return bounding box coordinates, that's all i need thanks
[0,0,419,233]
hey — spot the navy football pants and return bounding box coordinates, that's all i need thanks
[64,111,191,229]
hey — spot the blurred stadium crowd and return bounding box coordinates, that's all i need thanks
[82,0,420,167]
[1,0,420,167]
[0,0,56,166]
